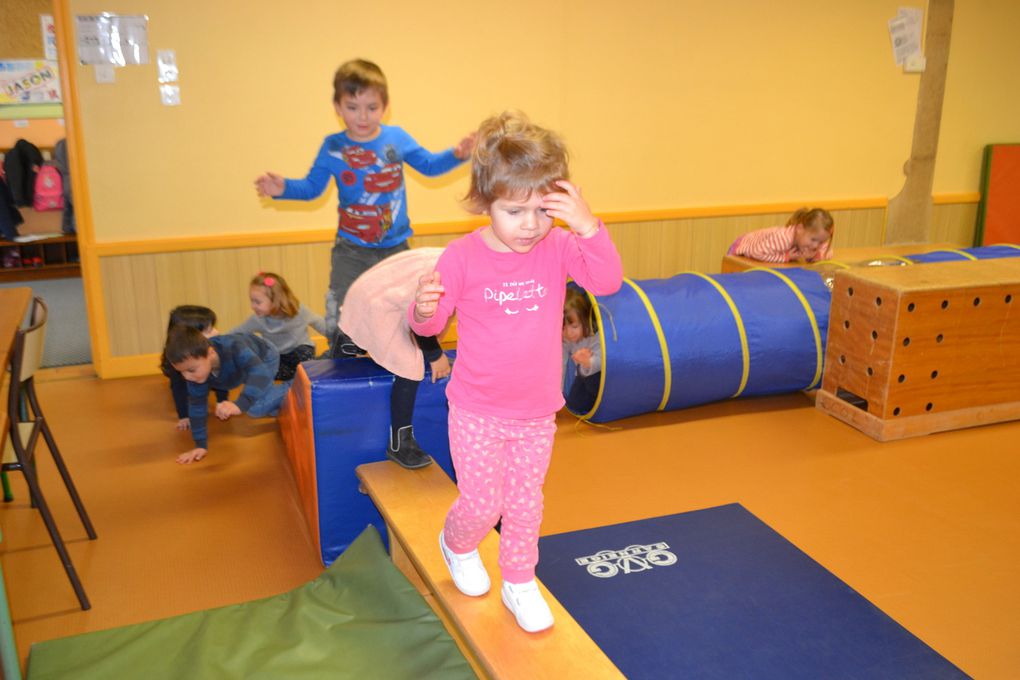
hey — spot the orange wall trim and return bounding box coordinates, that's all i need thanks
[91,198,902,257]
[933,192,981,205]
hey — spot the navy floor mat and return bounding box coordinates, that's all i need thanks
[536,503,967,679]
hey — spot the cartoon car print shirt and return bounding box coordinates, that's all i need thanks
[277,125,464,248]
[409,225,623,419]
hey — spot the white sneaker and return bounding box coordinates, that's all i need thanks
[439,531,490,596]
[501,580,554,633]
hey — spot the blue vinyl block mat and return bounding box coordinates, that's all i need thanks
[536,504,967,679]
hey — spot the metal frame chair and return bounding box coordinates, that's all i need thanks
[2,297,96,610]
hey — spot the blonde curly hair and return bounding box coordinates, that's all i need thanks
[463,111,569,214]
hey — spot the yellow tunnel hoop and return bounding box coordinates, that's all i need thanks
[991,243,1020,250]
[681,272,751,399]
[622,278,673,411]
[747,268,824,390]
[937,248,978,261]
[581,288,608,421]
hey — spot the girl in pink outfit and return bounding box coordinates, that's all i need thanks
[728,207,835,263]
[410,111,623,633]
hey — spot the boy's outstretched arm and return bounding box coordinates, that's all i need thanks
[454,132,476,160]
[254,172,285,197]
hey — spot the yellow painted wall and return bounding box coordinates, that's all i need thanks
[55,0,1018,377]
[935,1,1020,192]
[68,0,932,243]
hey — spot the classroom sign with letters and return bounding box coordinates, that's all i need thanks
[0,60,62,105]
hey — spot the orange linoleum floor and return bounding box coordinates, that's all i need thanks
[2,371,1018,678]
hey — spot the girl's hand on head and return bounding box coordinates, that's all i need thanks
[454,132,476,160]
[414,271,444,321]
[542,180,599,238]
[255,172,285,198]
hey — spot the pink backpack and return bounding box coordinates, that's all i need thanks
[33,163,64,211]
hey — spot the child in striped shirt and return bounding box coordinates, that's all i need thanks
[728,208,834,264]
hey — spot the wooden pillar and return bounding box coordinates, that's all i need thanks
[885,0,954,244]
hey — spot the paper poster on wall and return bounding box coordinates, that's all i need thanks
[76,14,150,66]
[40,15,59,61]
[0,60,63,105]
[888,7,923,66]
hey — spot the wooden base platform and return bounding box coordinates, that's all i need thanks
[818,257,1020,441]
[356,461,624,679]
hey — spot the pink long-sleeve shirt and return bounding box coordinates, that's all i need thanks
[409,224,623,419]
[728,225,833,263]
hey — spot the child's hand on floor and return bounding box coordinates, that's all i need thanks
[430,353,452,383]
[176,448,207,464]
[414,271,444,321]
[176,417,191,431]
[542,180,599,238]
[215,400,242,420]
[572,347,593,370]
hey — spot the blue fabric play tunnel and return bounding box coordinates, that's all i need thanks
[902,244,1020,264]
[571,244,1020,423]
[575,267,831,423]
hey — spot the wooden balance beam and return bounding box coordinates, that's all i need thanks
[356,461,624,679]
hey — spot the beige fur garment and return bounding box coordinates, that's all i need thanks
[339,247,445,380]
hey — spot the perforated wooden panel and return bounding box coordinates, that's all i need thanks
[819,259,1020,440]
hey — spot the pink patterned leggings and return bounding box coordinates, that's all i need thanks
[443,403,557,584]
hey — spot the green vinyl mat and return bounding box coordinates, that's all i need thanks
[26,526,474,680]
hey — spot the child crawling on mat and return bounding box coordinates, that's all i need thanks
[562,287,602,415]
[728,207,834,264]
[160,305,229,431]
[164,326,292,464]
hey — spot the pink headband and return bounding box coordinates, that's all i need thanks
[263,276,276,287]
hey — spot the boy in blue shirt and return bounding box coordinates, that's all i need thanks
[255,58,474,355]
[165,327,290,464]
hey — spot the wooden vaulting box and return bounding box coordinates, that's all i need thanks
[816,258,1020,441]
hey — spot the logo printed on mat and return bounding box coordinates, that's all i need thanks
[574,542,677,578]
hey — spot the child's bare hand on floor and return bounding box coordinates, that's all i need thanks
[176,448,207,464]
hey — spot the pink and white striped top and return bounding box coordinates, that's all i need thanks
[728,225,832,263]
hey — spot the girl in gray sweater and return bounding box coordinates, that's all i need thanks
[231,272,327,381]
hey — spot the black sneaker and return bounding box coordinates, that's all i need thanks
[387,428,433,469]
[328,331,366,359]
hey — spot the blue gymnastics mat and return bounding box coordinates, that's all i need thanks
[536,504,967,679]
